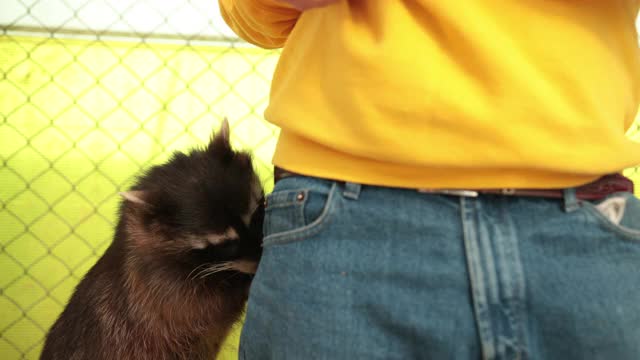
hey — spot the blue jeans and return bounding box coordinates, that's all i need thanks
[240,175,640,359]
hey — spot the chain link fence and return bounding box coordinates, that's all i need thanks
[1,1,640,359]
[1,1,279,358]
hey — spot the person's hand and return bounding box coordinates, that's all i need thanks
[279,0,340,11]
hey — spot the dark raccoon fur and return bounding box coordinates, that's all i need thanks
[40,120,264,360]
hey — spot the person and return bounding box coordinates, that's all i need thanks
[219,1,640,358]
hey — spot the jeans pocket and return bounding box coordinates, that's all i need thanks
[581,192,640,242]
[263,181,337,246]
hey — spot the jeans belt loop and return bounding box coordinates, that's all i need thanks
[343,182,362,200]
[563,188,581,212]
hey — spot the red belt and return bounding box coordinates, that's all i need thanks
[273,167,634,201]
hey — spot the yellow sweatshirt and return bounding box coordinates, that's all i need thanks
[220,0,640,189]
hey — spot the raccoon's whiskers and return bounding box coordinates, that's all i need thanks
[187,263,211,281]
[197,263,234,279]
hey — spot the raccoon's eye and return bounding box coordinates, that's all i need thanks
[205,240,240,260]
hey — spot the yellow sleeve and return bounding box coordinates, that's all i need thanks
[218,0,300,49]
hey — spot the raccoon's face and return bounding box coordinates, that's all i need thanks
[120,119,264,281]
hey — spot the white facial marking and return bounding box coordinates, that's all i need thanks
[188,227,240,249]
[190,238,208,249]
[228,259,258,274]
[206,227,239,245]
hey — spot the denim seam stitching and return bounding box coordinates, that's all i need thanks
[460,197,497,359]
[262,182,338,246]
[499,203,528,360]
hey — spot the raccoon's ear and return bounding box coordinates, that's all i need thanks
[119,190,150,207]
[208,118,233,159]
[219,117,230,143]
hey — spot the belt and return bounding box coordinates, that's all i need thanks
[273,167,634,201]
